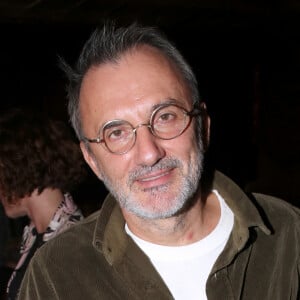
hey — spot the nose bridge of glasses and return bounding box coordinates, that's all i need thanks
[133,123,153,134]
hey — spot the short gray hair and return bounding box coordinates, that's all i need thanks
[61,22,200,140]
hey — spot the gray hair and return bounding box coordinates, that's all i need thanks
[61,22,200,140]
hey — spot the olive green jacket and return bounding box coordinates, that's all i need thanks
[18,171,300,299]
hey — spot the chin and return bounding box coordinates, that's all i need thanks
[131,201,184,220]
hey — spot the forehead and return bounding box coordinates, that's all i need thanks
[79,46,191,133]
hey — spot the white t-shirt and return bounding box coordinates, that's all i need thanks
[125,190,234,300]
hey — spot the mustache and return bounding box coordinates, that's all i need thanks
[128,157,182,185]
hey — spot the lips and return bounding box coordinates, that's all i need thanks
[135,168,174,189]
[128,157,181,189]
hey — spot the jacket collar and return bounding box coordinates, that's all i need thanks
[213,170,270,236]
[93,193,127,265]
[211,170,271,271]
[93,170,271,266]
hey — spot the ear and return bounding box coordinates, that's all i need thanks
[80,142,104,181]
[200,102,211,151]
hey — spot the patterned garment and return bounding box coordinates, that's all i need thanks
[7,193,83,300]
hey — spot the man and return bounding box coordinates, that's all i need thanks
[18,23,300,300]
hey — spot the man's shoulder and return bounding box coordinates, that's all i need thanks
[35,209,101,258]
[251,193,300,230]
[252,193,300,215]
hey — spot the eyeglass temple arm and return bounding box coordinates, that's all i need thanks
[187,107,203,117]
[82,137,102,144]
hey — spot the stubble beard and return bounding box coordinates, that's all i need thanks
[97,132,204,220]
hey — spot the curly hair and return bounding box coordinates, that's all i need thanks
[0,108,86,203]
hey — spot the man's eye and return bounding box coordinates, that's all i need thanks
[157,112,177,123]
[110,129,123,138]
[107,128,125,140]
[105,125,132,142]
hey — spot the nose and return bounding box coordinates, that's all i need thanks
[133,125,165,166]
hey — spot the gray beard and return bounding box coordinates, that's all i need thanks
[98,134,204,220]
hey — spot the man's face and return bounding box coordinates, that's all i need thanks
[79,46,206,220]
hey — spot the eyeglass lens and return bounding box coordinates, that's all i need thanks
[102,105,190,154]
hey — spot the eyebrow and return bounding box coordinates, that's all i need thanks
[103,120,125,129]
[152,98,182,110]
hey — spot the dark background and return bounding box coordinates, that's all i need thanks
[0,0,299,208]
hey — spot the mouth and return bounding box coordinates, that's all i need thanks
[135,168,174,189]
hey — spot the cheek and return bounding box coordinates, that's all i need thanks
[1,198,10,210]
[2,203,17,218]
[164,129,198,158]
[96,152,132,181]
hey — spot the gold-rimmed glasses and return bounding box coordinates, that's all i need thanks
[82,103,201,155]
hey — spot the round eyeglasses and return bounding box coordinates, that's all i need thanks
[82,103,201,155]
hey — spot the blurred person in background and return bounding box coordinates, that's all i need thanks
[0,204,9,268]
[0,108,86,299]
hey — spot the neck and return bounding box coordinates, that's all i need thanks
[25,188,65,233]
[123,191,220,246]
